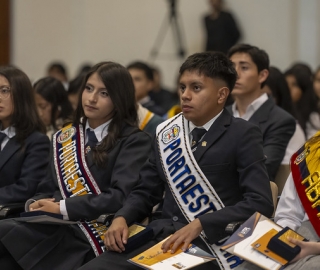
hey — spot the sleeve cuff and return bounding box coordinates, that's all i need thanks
[25,199,36,212]
[60,200,70,220]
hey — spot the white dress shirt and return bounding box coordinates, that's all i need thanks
[232,93,268,120]
[188,109,223,145]
[274,173,309,230]
[281,122,305,164]
[0,126,16,150]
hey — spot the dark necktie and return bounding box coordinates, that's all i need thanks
[0,132,7,151]
[191,128,206,151]
[85,129,98,155]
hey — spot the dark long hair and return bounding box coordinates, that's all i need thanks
[74,62,138,167]
[265,66,296,117]
[0,66,46,142]
[285,65,318,134]
[34,77,73,130]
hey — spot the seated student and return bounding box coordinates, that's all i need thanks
[149,66,179,112]
[0,62,151,269]
[0,66,50,204]
[34,77,74,140]
[263,66,306,165]
[126,62,163,135]
[68,73,86,111]
[137,102,163,136]
[127,61,166,117]
[79,52,274,270]
[47,61,69,90]
[313,66,320,104]
[285,65,320,139]
[248,132,320,270]
[226,44,296,181]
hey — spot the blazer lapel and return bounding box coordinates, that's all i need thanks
[248,97,274,128]
[0,138,21,170]
[193,110,231,161]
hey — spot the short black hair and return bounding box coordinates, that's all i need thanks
[47,62,67,76]
[179,51,237,91]
[127,61,154,81]
[228,44,269,88]
[228,44,269,73]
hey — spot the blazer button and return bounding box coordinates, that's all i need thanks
[172,216,179,222]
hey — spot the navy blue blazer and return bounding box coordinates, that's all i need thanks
[115,109,274,244]
[0,131,50,203]
[226,97,296,181]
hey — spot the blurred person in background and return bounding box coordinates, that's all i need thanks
[285,64,319,139]
[68,74,85,111]
[148,66,179,112]
[313,66,320,107]
[203,0,241,54]
[263,66,305,165]
[34,77,73,139]
[127,61,165,116]
[47,61,69,90]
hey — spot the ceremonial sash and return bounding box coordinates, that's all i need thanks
[139,110,154,130]
[53,123,107,256]
[156,114,243,269]
[291,132,320,237]
[163,104,182,120]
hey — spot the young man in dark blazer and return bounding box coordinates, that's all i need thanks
[227,44,296,181]
[80,52,274,270]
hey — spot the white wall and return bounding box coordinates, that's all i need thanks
[11,0,320,89]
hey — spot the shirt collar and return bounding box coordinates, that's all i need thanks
[0,126,16,139]
[138,96,151,105]
[232,93,268,120]
[85,119,112,142]
[188,109,223,134]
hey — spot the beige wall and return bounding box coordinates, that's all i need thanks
[11,0,320,88]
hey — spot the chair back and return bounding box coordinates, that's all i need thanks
[270,181,279,217]
[274,164,290,195]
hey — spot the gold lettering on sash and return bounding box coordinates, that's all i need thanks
[302,171,320,203]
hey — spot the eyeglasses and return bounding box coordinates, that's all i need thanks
[0,86,11,100]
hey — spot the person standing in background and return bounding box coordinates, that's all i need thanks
[204,0,241,54]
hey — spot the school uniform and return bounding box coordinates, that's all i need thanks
[79,109,274,270]
[137,103,163,136]
[0,128,50,204]
[0,122,151,270]
[227,94,296,181]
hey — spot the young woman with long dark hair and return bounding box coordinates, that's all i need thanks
[0,62,151,269]
[0,66,50,204]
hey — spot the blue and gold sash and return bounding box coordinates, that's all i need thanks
[157,114,243,269]
[291,131,320,237]
[53,123,107,256]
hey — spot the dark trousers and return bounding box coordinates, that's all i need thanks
[0,218,95,270]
